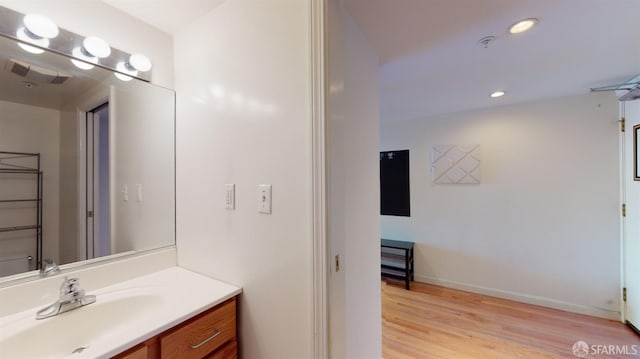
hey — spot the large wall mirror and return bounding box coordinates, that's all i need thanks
[0,29,175,283]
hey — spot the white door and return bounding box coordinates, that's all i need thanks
[623,99,640,332]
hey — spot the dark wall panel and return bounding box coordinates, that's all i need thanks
[380,150,410,217]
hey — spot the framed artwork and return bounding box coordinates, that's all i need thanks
[635,125,640,181]
[431,144,481,184]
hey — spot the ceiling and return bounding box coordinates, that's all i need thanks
[343,0,640,122]
[102,0,225,35]
[100,0,640,122]
[0,35,109,110]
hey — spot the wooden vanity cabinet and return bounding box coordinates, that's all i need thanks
[113,297,237,359]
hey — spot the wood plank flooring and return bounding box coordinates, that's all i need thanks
[382,280,640,358]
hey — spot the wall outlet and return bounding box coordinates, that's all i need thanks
[258,184,272,214]
[225,184,235,210]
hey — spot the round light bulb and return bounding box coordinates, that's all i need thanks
[16,27,48,54]
[70,47,97,70]
[129,53,152,72]
[23,14,59,39]
[490,91,506,98]
[508,18,538,35]
[115,61,137,81]
[83,36,111,58]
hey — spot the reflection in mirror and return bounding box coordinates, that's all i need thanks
[0,32,175,282]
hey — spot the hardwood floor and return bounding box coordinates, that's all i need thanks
[382,280,640,358]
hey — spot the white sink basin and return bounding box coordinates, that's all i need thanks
[0,267,241,359]
[0,287,164,359]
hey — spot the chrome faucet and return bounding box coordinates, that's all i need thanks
[36,277,96,320]
[39,258,60,277]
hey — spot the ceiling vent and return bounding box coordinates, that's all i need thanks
[4,58,71,85]
[591,75,640,102]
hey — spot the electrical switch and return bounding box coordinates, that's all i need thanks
[225,184,235,210]
[258,184,272,214]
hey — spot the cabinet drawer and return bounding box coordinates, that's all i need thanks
[160,298,236,359]
[206,340,238,359]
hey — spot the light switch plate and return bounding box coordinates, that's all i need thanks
[258,184,272,214]
[225,184,235,210]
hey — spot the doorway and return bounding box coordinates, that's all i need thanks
[82,103,111,260]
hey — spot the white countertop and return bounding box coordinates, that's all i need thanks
[0,267,242,358]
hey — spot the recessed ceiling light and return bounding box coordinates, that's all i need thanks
[490,91,506,98]
[508,18,538,35]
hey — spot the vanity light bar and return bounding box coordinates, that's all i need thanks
[0,5,152,82]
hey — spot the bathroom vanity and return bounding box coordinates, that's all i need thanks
[114,297,237,359]
[0,264,242,359]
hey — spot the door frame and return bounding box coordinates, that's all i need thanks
[82,103,110,260]
[75,91,110,261]
[620,101,627,323]
[311,0,328,357]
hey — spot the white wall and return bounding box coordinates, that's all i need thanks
[0,0,174,88]
[327,1,382,358]
[0,100,60,270]
[110,82,175,254]
[174,1,313,358]
[381,92,621,319]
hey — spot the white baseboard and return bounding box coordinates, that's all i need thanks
[414,274,621,321]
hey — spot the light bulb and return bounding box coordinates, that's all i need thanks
[83,36,111,58]
[115,61,137,81]
[129,53,152,72]
[71,47,97,70]
[23,14,59,39]
[16,27,48,54]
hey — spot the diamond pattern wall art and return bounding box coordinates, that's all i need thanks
[431,144,481,184]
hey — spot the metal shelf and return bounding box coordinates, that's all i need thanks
[0,199,40,203]
[0,224,41,233]
[0,151,43,270]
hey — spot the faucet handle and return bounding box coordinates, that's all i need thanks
[59,277,84,302]
[60,277,78,293]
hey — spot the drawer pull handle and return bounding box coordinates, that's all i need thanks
[190,329,221,349]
